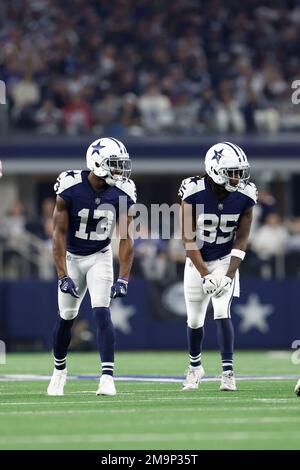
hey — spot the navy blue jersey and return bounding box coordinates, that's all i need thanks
[179,176,257,261]
[54,170,136,256]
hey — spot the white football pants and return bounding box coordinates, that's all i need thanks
[58,246,114,320]
[184,254,240,329]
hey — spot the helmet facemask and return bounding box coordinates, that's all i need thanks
[219,165,250,192]
[96,156,132,185]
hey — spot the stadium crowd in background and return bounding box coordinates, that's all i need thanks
[1,0,300,135]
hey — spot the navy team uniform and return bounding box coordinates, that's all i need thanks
[55,169,136,256]
[179,175,257,261]
[55,169,136,316]
[179,175,257,374]
[47,136,135,396]
[53,170,136,374]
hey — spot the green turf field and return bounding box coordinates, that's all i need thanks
[0,351,299,450]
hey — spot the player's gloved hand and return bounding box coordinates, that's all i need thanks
[58,275,80,298]
[202,274,218,295]
[111,278,128,298]
[212,275,232,298]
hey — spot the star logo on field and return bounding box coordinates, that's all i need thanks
[234,293,274,333]
[91,141,106,155]
[212,148,224,163]
[110,299,136,334]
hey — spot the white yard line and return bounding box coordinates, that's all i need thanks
[0,431,300,446]
[0,411,299,426]
[0,374,299,382]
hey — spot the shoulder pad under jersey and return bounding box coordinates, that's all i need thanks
[54,170,82,195]
[238,181,258,204]
[115,178,137,203]
[178,176,206,200]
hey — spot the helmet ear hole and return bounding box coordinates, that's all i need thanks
[95,162,100,168]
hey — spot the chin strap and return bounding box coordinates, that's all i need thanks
[103,175,116,186]
[224,183,238,193]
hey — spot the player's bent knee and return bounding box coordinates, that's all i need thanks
[91,294,111,309]
[59,309,78,321]
[187,320,205,329]
[214,310,229,320]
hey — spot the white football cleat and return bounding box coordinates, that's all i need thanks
[294,379,300,397]
[220,370,237,391]
[96,374,117,396]
[182,365,205,391]
[47,368,67,396]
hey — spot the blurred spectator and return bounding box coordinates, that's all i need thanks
[93,93,120,134]
[216,90,246,134]
[138,85,174,133]
[251,213,289,278]
[172,91,199,134]
[35,99,62,135]
[254,107,280,134]
[11,69,41,129]
[26,197,55,239]
[249,188,277,245]
[1,201,26,240]
[0,201,27,278]
[252,213,289,259]
[197,88,218,132]
[11,70,40,109]
[63,93,93,135]
[119,93,143,136]
[41,197,55,221]
[255,190,278,225]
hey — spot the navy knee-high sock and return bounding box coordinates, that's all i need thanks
[53,317,74,370]
[93,307,116,376]
[187,326,205,368]
[216,318,234,371]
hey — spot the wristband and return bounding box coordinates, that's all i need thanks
[231,249,246,260]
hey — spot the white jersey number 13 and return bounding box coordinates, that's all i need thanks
[75,208,114,241]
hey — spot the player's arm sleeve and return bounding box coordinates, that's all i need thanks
[243,182,258,210]
[119,179,137,212]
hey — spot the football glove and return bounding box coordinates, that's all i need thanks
[58,275,80,298]
[202,274,218,295]
[111,278,128,298]
[213,275,232,298]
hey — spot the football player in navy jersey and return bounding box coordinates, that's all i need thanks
[47,138,136,396]
[179,142,257,392]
